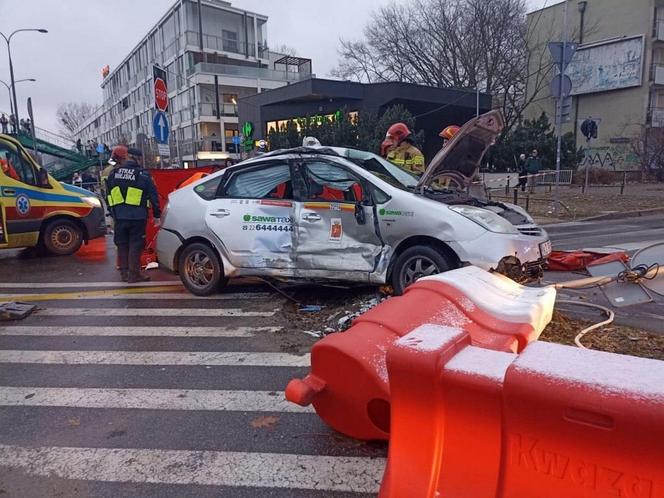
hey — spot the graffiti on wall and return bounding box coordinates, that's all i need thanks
[580,145,639,171]
[567,36,644,95]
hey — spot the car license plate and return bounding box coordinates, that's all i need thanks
[539,240,552,258]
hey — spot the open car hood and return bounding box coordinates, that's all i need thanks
[416,109,504,190]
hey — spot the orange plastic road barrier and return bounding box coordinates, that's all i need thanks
[547,250,629,271]
[380,330,664,498]
[141,167,215,267]
[285,266,556,440]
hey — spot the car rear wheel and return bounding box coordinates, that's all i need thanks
[391,245,453,295]
[42,219,83,256]
[179,242,226,296]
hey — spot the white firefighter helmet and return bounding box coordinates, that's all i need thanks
[302,136,321,147]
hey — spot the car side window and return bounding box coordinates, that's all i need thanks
[224,163,292,199]
[0,143,36,186]
[194,175,223,200]
[301,161,364,203]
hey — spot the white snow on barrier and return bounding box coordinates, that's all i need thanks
[444,345,516,385]
[512,341,664,402]
[420,266,556,334]
[396,324,465,352]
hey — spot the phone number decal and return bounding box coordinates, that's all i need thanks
[242,224,294,232]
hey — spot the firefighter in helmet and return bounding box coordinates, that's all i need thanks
[384,123,425,176]
[439,125,460,148]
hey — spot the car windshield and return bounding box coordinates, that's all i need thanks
[341,149,419,190]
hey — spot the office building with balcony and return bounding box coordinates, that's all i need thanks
[74,0,312,164]
[525,0,664,171]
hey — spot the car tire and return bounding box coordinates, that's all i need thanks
[41,219,83,256]
[391,245,453,295]
[179,242,227,296]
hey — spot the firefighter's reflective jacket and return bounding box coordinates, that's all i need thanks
[106,161,161,220]
[386,142,425,176]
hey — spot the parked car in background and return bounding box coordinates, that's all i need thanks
[157,110,550,295]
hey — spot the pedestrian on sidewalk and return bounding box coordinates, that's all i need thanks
[72,172,83,187]
[524,149,542,192]
[106,147,160,283]
[517,153,528,192]
[0,114,8,134]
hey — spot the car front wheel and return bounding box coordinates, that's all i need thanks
[42,219,83,256]
[391,245,453,295]
[179,242,226,296]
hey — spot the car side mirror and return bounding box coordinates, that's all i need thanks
[37,169,50,188]
[354,201,366,225]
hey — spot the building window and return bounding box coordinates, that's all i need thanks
[222,30,238,53]
[122,96,130,110]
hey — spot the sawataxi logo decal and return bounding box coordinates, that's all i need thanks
[243,214,252,222]
[379,208,413,217]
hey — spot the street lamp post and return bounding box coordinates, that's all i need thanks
[0,28,48,126]
[0,78,36,129]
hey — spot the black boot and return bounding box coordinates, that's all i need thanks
[120,270,129,282]
[127,272,150,283]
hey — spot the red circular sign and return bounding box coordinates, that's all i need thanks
[154,78,168,111]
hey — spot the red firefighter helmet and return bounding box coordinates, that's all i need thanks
[386,123,411,144]
[439,125,460,140]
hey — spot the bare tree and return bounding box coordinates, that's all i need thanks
[331,0,555,132]
[273,44,298,57]
[56,102,95,139]
[631,126,664,180]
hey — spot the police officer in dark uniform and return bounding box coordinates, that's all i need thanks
[106,148,160,283]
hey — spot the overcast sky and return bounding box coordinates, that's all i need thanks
[0,0,551,135]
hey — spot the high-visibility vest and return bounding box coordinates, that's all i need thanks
[107,185,144,207]
[387,143,426,176]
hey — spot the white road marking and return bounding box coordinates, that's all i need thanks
[0,444,384,494]
[0,387,310,413]
[0,350,309,367]
[35,308,276,317]
[0,326,281,337]
[0,292,272,300]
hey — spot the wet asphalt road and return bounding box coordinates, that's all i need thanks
[0,237,385,497]
[0,214,663,496]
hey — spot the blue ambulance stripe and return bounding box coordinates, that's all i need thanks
[3,187,84,204]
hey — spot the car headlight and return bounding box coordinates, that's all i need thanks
[449,205,519,234]
[82,196,102,208]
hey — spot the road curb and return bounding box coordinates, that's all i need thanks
[578,207,664,222]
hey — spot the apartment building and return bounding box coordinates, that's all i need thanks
[525,0,663,171]
[75,0,312,164]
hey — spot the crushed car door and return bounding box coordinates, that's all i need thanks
[294,159,383,272]
[205,161,296,269]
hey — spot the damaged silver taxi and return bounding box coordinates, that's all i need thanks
[157,110,550,295]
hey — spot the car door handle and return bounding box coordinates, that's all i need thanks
[209,209,230,218]
[3,189,15,196]
[302,213,321,222]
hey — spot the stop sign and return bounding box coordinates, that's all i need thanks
[154,78,168,111]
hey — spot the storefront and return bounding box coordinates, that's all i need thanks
[238,78,491,160]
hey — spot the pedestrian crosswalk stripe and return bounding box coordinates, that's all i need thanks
[36,308,276,317]
[0,326,282,337]
[0,292,272,301]
[0,350,310,367]
[0,444,384,494]
[0,387,311,412]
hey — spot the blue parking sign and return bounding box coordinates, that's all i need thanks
[152,112,170,144]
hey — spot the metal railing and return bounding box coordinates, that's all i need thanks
[188,61,312,82]
[197,103,237,117]
[185,31,268,58]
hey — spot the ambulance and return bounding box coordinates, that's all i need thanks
[0,134,106,256]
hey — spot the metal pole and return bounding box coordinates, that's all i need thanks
[476,85,480,117]
[7,43,19,127]
[554,0,570,216]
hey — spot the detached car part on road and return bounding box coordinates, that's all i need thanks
[0,134,106,256]
[158,110,551,295]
